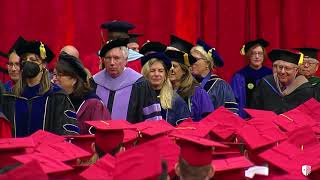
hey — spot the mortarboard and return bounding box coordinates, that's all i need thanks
[165,49,196,66]
[9,36,27,54]
[195,39,224,67]
[13,153,73,174]
[140,52,172,70]
[268,49,303,65]
[170,35,194,53]
[113,140,163,180]
[30,130,65,147]
[15,40,55,63]
[212,156,254,180]
[58,52,88,81]
[101,20,135,33]
[85,120,135,154]
[201,107,245,141]
[79,153,115,180]
[294,98,320,122]
[240,38,269,55]
[258,126,320,176]
[0,160,49,180]
[0,137,35,150]
[34,141,92,162]
[99,38,129,57]
[139,41,167,55]
[128,33,143,43]
[294,48,319,60]
[237,118,287,151]
[173,119,214,138]
[172,133,228,166]
[244,108,278,119]
[64,134,95,154]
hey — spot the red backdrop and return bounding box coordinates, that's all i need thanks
[1,0,320,83]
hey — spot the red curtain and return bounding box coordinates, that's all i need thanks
[1,0,320,82]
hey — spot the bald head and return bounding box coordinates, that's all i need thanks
[60,45,79,58]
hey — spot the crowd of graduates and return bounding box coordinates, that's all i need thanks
[0,20,320,179]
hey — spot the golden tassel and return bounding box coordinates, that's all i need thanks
[183,53,190,66]
[240,45,245,55]
[298,52,304,65]
[39,42,47,60]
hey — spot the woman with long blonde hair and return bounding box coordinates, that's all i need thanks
[141,52,190,126]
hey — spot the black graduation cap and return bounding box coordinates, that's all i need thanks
[141,52,172,70]
[15,40,55,63]
[128,33,143,43]
[100,20,135,33]
[268,49,303,65]
[165,50,196,66]
[99,38,129,57]
[293,48,319,60]
[139,41,167,55]
[196,39,224,67]
[170,35,194,53]
[0,36,26,59]
[58,52,88,81]
[241,38,269,55]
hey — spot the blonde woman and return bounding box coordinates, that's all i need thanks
[141,52,190,126]
[191,40,238,114]
[1,40,78,137]
[165,50,214,121]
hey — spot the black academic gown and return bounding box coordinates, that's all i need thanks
[250,75,316,114]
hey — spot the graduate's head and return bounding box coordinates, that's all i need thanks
[99,39,129,78]
[7,36,26,82]
[55,52,91,96]
[175,157,214,180]
[295,48,319,78]
[269,49,302,86]
[7,52,20,82]
[127,33,142,52]
[241,39,269,70]
[141,52,172,90]
[165,50,195,88]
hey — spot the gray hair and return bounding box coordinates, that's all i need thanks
[119,46,129,60]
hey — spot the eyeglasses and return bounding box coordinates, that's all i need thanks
[250,52,264,57]
[273,64,297,72]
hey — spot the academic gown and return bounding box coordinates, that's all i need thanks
[1,83,78,137]
[230,65,272,118]
[309,76,320,86]
[179,86,214,122]
[155,90,190,126]
[250,75,316,114]
[196,73,238,114]
[4,80,14,93]
[93,68,162,123]
[69,91,111,134]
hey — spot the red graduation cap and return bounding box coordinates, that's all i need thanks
[113,140,162,180]
[85,120,135,154]
[12,153,73,174]
[171,133,228,166]
[173,119,213,138]
[237,118,287,150]
[212,156,254,180]
[79,153,115,180]
[258,125,320,176]
[244,108,278,119]
[64,134,95,154]
[0,137,35,150]
[274,108,320,133]
[135,120,174,136]
[30,130,65,147]
[35,141,92,162]
[295,98,320,121]
[0,160,49,180]
[202,107,246,141]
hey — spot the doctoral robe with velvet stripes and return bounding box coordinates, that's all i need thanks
[93,68,162,123]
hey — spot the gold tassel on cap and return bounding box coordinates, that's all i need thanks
[39,42,47,60]
[208,48,215,58]
[240,45,245,56]
[298,52,304,65]
[183,53,190,66]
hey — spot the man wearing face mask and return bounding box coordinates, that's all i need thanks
[250,49,317,114]
[1,40,79,137]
